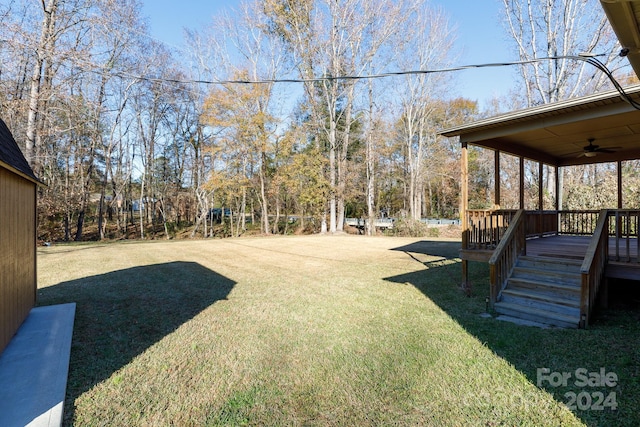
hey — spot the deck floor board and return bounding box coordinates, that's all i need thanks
[525,235,639,264]
[463,235,640,278]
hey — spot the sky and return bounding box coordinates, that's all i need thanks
[142,0,517,109]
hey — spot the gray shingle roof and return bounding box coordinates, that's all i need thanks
[0,118,38,182]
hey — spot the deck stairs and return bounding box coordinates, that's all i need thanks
[494,255,582,328]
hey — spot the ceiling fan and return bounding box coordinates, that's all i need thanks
[576,138,620,158]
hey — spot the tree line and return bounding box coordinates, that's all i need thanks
[0,0,631,241]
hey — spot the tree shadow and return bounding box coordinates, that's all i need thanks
[37,261,235,426]
[385,240,640,427]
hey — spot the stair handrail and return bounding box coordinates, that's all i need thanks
[488,209,526,307]
[579,209,609,328]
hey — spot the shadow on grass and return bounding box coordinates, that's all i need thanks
[386,240,640,427]
[37,261,235,426]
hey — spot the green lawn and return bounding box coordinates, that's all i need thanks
[37,235,639,426]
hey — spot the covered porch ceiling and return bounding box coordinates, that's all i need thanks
[440,85,640,167]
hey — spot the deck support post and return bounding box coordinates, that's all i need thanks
[461,142,469,291]
[494,150,501,209]
[556,166,562,235]
[538,161,544,236]
[617,160,623,209]
[555,166,561,210]
[538,162,544,210]
[519,157,525,210]
[617,161,623,240]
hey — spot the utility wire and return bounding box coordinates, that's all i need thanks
[103,53,611,84]
[94,52,640,110]
[25,48,640,110]
[575,52,640,110]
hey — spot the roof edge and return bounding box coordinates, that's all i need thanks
[0,159,44,186]
[600,0,640,78]
[439,85,640,137]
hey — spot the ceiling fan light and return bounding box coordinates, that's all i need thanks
[584,151,597,157]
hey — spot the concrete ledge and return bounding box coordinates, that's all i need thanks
[0,303,76,427]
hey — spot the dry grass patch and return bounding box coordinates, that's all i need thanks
[37,235,636,426]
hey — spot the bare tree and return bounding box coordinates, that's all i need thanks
[24,0,96,170]
[502,0,621,106]
[25,0,58,168]
[393,4,456,220]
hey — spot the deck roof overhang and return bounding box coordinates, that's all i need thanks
[440,85,640,167]
[600,0,640,78]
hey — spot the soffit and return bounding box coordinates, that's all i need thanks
[601,0,640,77]
[440,86,640,166]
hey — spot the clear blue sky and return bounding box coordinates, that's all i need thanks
[142,0,516,108]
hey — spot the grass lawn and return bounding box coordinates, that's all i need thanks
[37,235,640,426]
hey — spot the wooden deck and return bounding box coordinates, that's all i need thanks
[525,235,640,280]
[461,234,640,280]
[461,210,640,327]
[526,235,637,259]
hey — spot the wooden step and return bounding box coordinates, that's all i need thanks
[502,288,580,309]
[494,254,586,328]
[517,255,582,273]
[505,277,581,298]
[494,301,580,328]
[500,289,580,317]
[511,266,581,287]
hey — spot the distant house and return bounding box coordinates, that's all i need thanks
[0,118,40,354]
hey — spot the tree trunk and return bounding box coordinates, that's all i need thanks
[139,175,145,239]
[259,155,270,234]
[74,210,85,241]
[337,82,356,232]
[273,191,281,234]
[329,118,337,233]
[366,79,375,236]
[64,213,71,242]
[26,0,57,167]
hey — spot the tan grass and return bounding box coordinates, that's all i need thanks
[37,235,613,426]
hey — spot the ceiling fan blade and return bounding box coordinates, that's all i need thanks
[574,139,621,157]
[595,147,622,153]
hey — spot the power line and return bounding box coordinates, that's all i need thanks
[93,53,640,111]
[107,52,640,112]
[106,53,614,85]
[576,52,640,110]
[15,44,640,110]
